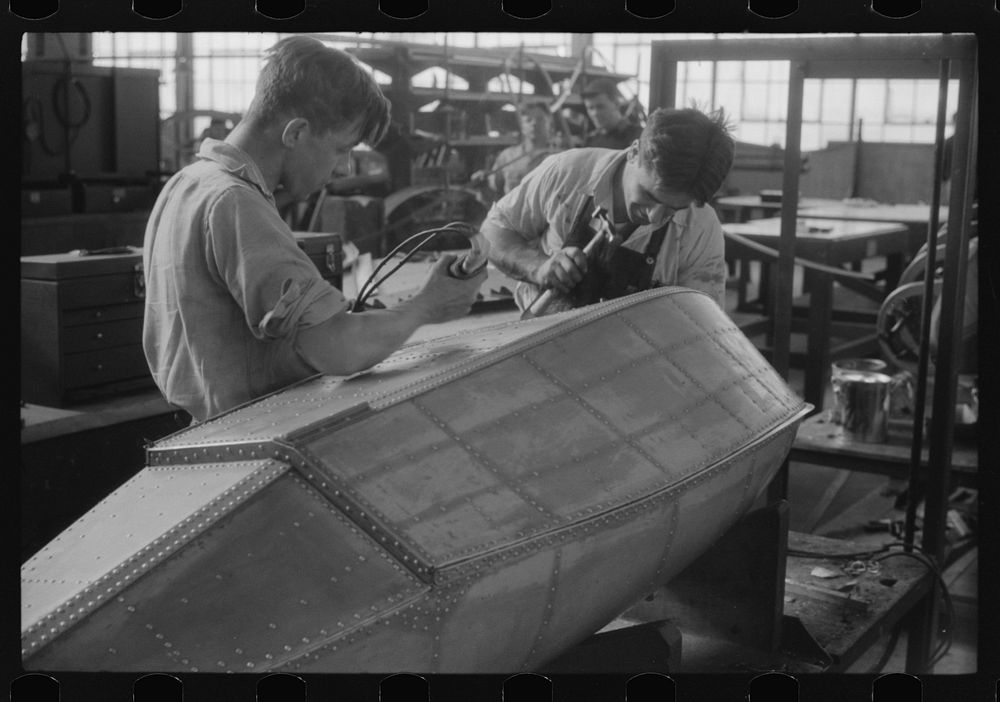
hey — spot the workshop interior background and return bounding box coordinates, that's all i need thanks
[19,31,980,676]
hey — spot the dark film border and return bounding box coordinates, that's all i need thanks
[3,1,997,701]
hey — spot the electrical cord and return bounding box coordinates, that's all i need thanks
[353,221,468,304]
[351,221,478,312]
[52,75,92,129]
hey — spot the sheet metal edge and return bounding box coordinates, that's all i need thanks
[21,459,291,658]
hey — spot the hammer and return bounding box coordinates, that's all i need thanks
[521,206,617,320]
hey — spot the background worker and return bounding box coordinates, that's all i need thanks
[581,77,645,150]
[480,106,734,315]
[142,36,485,423]
[471,101,562,201]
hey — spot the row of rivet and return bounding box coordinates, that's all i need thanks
[667,298,804,415]
[523,546,563,669]
[412,397,557,522]
[433,421,800,592]
[282,402,375,446]
[294,443,431,576]
[698,323,798,414]
[518,352,733,521]
[363,293,667,413]
[289,446,435,582]
[147,441,275,466]
[650,501,681,587]
[253,472,430,671]
[618,313,757,436]
[21,459,289,656]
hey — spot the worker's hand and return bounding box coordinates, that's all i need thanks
[409,254,487,324]
[469,170,488,187]
[532,247,587,294]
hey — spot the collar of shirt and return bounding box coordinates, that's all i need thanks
[587,149,681,230]
[198,138,276,206]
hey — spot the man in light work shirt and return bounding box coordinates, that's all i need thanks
[582,77,644,150]
[143,36,484,422]
[480,107,734,314]
[472,101,562,200]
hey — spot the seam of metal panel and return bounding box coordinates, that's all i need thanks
[359,288,704,411]
[21,459,290,657]
[280,440,438,584]
[275,586,432,671]
[432,407,811,580]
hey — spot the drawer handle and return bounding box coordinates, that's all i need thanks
[94,332,104,341]
[95,364,104,371]
[93,311,104,319]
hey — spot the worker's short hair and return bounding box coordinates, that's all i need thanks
[518,100,552,118]
[639,107,735,205]
[246,36,391,146]
[581,77,621,102]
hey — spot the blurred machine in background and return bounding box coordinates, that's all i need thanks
[21,59,162,217]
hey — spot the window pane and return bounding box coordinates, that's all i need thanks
[883,124,913,142]
[681,82,713,110]
[802,80,822,122]
[820,123,849,145]
[715,82,742,118]
[887,80,916,123]
[716,61,742,82]
[614,45,640,75]
[801,124,821,151]
[743,89,767,121]
[911,125,936,143]
[737,122,767,145]
[681,60,713,82]
[821,80,852,123]
[855,80,886,124]
[766,86,788,121]
[913,80,942,123]
[744,60,769,82]
[764,122,785,147]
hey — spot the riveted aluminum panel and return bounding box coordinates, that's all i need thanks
[24,471,428,671]
[23,287,811,673]
[150,312,566,451]
[296,289,807,569]
[21,459,288,644]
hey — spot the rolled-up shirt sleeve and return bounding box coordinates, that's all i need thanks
[206,187,348,338]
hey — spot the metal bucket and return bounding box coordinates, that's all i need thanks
[830,358,888,425]
[835,369,892,443]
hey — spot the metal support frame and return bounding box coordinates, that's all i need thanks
[648,34,978,673]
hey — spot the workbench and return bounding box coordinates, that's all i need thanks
[599,504,940,673]
[724,216,911,407]
[714,194,843,224]
[798,202,949,253]
[790,411,978,488]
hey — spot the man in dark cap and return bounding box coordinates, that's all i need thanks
[582,77,644,150]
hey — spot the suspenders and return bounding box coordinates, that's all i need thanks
[563,197,670,306]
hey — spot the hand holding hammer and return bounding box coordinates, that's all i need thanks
[520,206,618,319]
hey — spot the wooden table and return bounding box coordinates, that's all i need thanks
[714,195,844,224]
[791,411,978,488]
[798,202,949,253]
[724,216,910,407]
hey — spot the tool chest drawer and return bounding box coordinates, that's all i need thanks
[21,249,153,407]
[61,316,144,353]
[293,231,344,289]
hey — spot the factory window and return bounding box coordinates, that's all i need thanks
[71,32,962,163]
[91,32,178,117]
